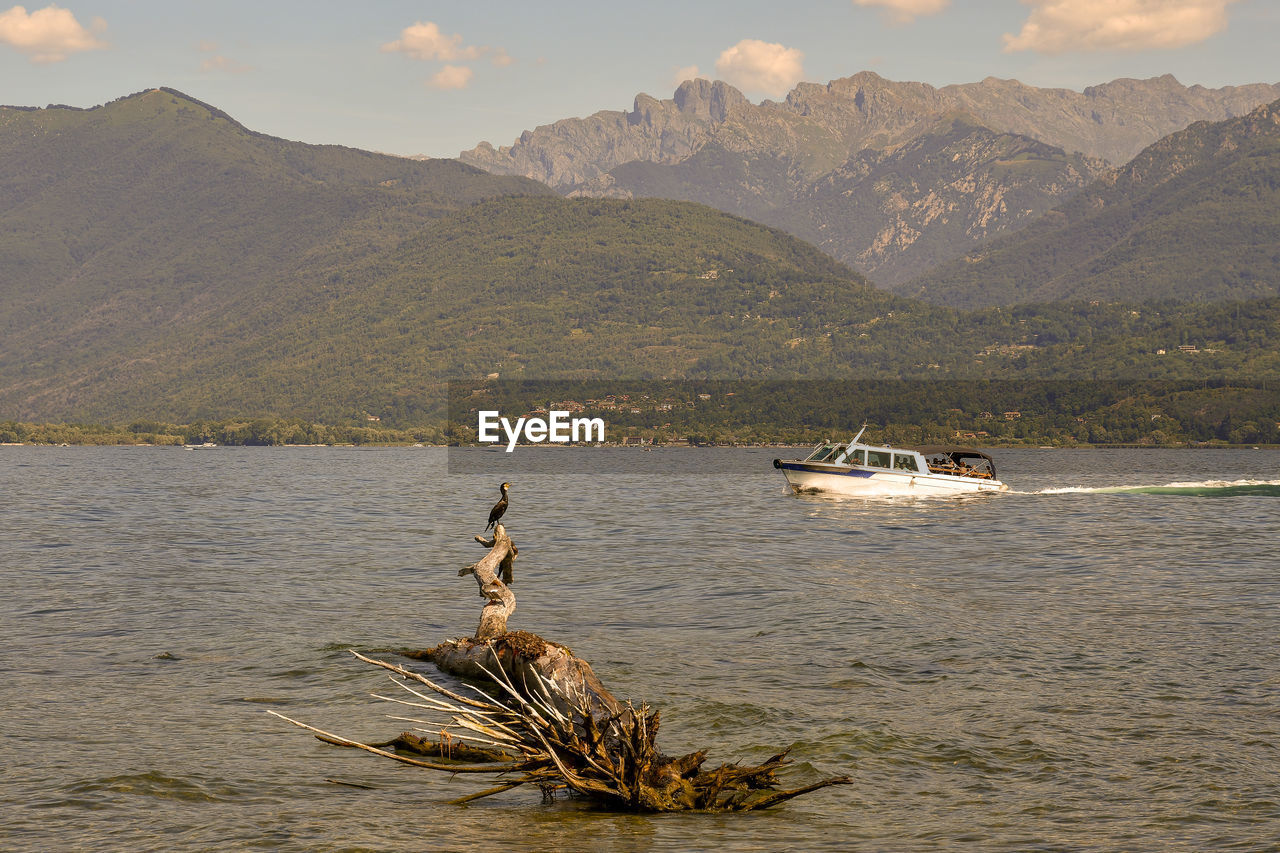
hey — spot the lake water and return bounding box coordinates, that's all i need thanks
[2,446,1278,851]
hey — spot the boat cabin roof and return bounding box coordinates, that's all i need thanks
[910,445,997,464]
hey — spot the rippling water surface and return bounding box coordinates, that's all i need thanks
[2,446,1278,851]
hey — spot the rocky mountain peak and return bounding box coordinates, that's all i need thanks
[671,78,747,122]
[789,71,944,114]
[824,70,892,94]
[1084,73,1183,98]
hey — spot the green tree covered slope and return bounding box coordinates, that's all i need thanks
[909,98,1280,307]
[0,88,551,418]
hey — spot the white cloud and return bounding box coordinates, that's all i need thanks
[196,40,251,74]
[672,64,701,88]
[714,39,804,97]
[1003,0,1238,54]
[429,64,474,90]
[382,21,481,62]
[853,0,950,25]
[201,54,252,74]
[0,4,106,63]
[382,20,513,89]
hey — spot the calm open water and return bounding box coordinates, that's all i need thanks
[1,446,1278,852]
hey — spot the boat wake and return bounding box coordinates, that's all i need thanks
[1029,479,1280,497]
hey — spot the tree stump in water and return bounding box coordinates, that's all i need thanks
[273,520,851,811]
[454,523,519,642]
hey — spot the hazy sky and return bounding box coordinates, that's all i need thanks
[3,1,1277,158]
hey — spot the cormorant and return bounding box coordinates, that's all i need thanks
[485,482,510,531]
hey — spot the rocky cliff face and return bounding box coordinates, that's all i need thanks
[940,73,1280,165]
[458,73,1280,288]
[461,79,750,188]
[801,117,1107,284]
[463,72,1279,188]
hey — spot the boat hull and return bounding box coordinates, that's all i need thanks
[776,460,1007,496]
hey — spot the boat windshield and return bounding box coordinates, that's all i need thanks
[804,443,846,462]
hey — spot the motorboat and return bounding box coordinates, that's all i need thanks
[773,425,1008,496]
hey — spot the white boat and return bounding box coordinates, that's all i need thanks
[773,426,1008,496]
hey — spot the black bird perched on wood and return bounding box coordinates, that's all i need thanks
[485,482,510,532]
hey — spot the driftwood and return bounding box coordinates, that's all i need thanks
[453,524,519,642]
[273,519,851,811]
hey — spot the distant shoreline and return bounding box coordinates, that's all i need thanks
[4,415,1277,450]
[3,441,1276,450]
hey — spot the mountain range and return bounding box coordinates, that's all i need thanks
[2,87,1279,426]
[460,73,1280,290]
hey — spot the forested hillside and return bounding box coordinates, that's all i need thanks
[908,98,1280,307]
[0,88,549,420]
